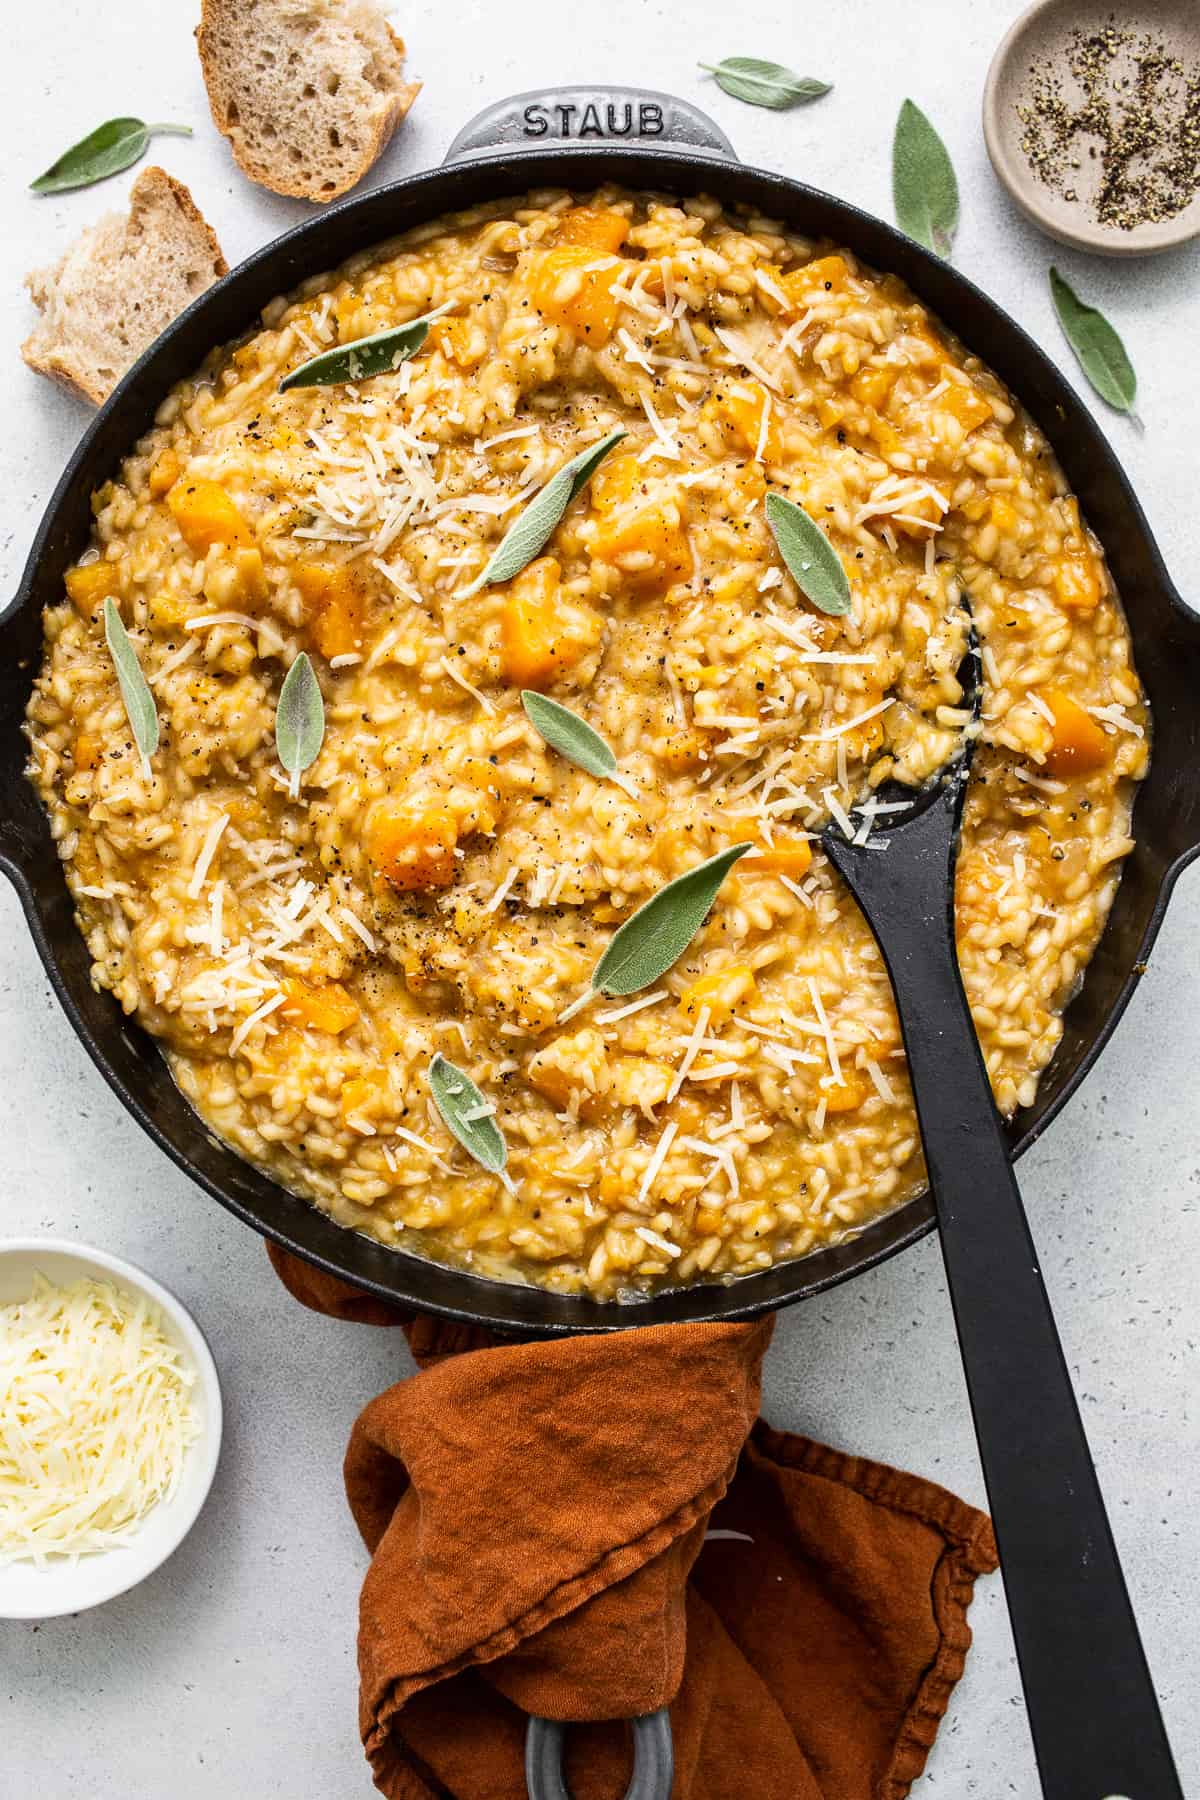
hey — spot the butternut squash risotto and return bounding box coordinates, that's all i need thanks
[26,190,1148,1298]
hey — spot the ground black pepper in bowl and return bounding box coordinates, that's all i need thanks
[1017,17,1200,231]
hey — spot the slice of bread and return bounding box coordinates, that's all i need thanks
[22,168,227,406]
[197,0,421,202]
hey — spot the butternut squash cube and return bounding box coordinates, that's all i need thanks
[710,383,784,462]
[499,557,600,688]
[295,561,367,661]
[366,801,459,892]
[589,459,692,594]
[552,207,629,253]
[679,964,757,1026]
[73,731,103,771]
[657,725,710,772]
[938,379,992,433]
[849,365,897,411]
[148,589,193,632]
[341,1069,389,1121]
[743,838,814,880]
[842,689,889,759]
[434,317,488,369]
[527,245,623,346]
[868,416,905,459]
[233,548,269,610]
[1042,690,1109,778]
[148,447,182,498]
[527,1058,578,1112]
[990,495,1021,536]
[168,479,253,555]
[281,978,360,1035]
[64,561,121,618]
[781,254,849,306]
[1051,556,1102,612]
[822,1068,873,1113]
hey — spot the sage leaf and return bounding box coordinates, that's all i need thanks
[892,100,959,258]
[103,597,158,773]
[279,312,437,392]
[592,844,753,997]
[463,429,626,595]
[521,691,633,792]
[699,59,832,110]
[1049,268,1139,418]
[764,493,851,616]
[429,1054,511,1183]
[275,652,324,798]
[31,119,192,194]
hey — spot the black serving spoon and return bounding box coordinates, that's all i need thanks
[821,620,1181,1800]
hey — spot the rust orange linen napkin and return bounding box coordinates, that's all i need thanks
[269,1245,998,1800]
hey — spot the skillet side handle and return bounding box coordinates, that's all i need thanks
[444,87,737,164]
[525,1709,673,1800]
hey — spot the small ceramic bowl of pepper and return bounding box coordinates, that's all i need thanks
[983,0,1200,255]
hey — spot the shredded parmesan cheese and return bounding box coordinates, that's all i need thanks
[0,1276,198,1564]
[807,977,842,1083]
[635,1120,678,1208]
[595,991,668,1025]
[187,812,229,899]
[634,1225,682,1259]
[667,1004,712,1103]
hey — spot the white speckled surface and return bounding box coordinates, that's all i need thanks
[2,2,1197,1793]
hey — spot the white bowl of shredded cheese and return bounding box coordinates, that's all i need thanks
[0,1240,222,1619]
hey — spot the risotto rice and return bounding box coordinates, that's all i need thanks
[25,188,1148,1298]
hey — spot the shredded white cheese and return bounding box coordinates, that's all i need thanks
[635,1120,679,1209]
[595,991,668,1025]
[0,1276,198,1564]
[187,812,229,899]
[807,977,843,1083]
[667,1004,712,1103]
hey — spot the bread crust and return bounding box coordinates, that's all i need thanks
[197,0,421,202]
[22,168,227,406]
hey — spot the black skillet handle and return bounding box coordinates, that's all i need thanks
[444,86,737,164]
[825,793,1181,1800]
[525,1709,673,1800]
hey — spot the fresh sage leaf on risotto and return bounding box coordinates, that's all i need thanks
[279,312,438,391]
[699,59,832,110]
[521,690,632,790]
[1048,268,1139,418]
[429,1054,511,1183]
[31,117,193,193]
[463,429,627,595]
[592,843,754,997]
[764,493,851,616]
[102,597,158,770]
[275,652,324,798]
[892,100,959,258]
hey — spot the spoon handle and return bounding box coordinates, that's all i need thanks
[827,809,1181,1799]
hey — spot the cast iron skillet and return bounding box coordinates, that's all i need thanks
[2,88,1199,1341]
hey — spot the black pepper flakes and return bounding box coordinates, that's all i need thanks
[1018,19,1200,231]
